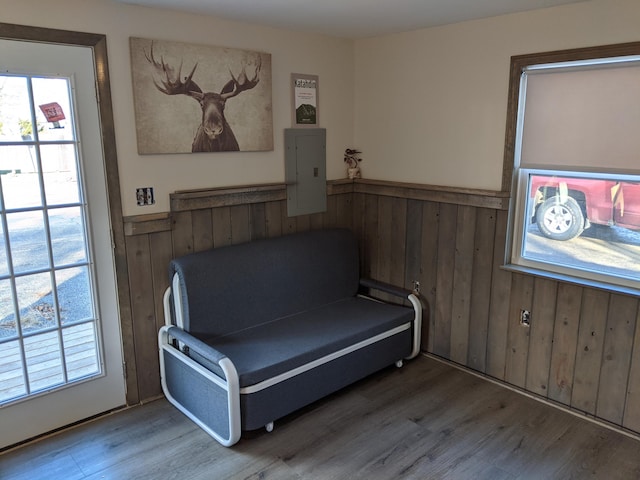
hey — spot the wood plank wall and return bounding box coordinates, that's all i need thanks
[122,179,640,439]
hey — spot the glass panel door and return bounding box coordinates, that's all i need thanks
[0,38,125,449]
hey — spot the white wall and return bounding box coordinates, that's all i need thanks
[6,0,640,212]
[1,0,354,214]
[354,0,640,191]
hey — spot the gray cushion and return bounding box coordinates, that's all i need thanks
[169,229,360,338]
[202,297,413,387]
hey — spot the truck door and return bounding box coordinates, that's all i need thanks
[613,182,640,230]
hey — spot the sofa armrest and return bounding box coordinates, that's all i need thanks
[359,278,413,299]
[164,326,227,365]
[158,324,241,447]
[359,278,422,360]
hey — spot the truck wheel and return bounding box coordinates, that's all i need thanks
[536,195,585,241]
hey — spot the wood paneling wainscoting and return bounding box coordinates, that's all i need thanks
[122,179,640,440]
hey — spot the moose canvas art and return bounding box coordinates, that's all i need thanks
[130,37,273,154]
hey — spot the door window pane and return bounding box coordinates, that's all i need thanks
[7,211,50,274]
[25,331,64,392]
[0,76,33,142]
[1,153,42,210]
[56,266,93,324]
[50,207,87,267]
[63,323,98,381]
[0,278,16,338]
[42,144,80,205]
[15,272,55,334]
[0,339,26,402]
[31,77,74,142]
[0,219,8,277]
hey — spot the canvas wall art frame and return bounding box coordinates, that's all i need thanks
[130,37,273,154]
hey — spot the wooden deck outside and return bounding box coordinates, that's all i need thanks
[0,322,99,404]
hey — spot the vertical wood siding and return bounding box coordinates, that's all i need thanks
[348,187,639,437]
[123,182,640,438]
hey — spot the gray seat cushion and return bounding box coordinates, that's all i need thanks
[203,297,413,387]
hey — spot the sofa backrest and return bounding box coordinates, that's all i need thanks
[169,228,360,338]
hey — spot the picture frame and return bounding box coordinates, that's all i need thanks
[130,37,273,154]
[291,73,319,128]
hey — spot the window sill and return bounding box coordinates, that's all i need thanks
[501,263,640,298]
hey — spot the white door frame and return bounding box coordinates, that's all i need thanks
[0,23,135,449]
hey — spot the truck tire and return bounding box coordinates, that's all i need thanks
[536,195,585,241]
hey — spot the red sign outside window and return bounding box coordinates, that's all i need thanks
[39,102,66,123]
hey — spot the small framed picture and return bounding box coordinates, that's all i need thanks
[291,73,319,128]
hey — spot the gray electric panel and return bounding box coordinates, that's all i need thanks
[285,128,327,217]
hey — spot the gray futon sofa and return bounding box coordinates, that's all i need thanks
[159,228,422,446]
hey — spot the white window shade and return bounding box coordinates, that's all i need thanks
[519,63,640,173]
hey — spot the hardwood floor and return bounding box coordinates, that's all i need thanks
[2,355,639,479]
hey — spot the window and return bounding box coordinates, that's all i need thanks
[0,74,101,404]
[504,43,640,292]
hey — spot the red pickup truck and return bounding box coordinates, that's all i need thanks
[530,175,640,240]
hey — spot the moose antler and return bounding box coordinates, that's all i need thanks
[144,41,202,96]
[220,56,262,100]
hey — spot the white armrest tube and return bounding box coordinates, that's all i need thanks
[407,293,422,359]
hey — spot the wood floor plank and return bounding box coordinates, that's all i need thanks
[2,356,639,480]
[0,451,86,480]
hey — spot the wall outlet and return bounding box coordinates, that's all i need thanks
[136,187,155,206]
[520,309,531,327]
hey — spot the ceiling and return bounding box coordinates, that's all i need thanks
[116,0,587,39]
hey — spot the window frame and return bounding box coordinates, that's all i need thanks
[512,168,640,290]
[503,42,640,295]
